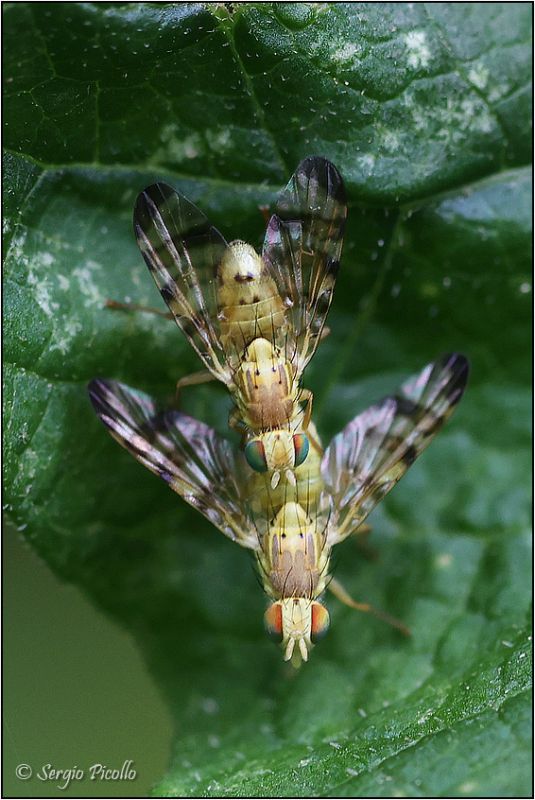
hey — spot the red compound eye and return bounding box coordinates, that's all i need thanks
[264,603,283,643]
[310,603,330,643]
[292,433,310,467]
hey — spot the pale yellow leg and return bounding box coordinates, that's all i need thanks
[354,523,372,536]
[105,299,174,320]
[259,204,271,225]
[328,577,411,637]
[300,388,313,429]
[228,408,248,444]
[175,370,216,402]
[299,389,323,455]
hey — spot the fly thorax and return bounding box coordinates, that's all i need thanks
[235,338,295,429]
[266,502,322,598]
[217,244,287,352]
[272,500,310,533]
[242,337,281,365]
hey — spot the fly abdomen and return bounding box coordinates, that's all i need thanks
[234,338,295,430]
[217,241,287,361]
[259,502,328,600]
[219,297,287,358]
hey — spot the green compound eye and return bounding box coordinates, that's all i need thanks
[245,440,268,473]
[293,434,310,467]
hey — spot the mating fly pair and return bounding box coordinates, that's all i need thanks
[89,158,469,665]
[131,157,346,491]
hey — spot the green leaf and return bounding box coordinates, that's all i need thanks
[4,3,531,797]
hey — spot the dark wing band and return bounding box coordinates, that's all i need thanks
[133,183,231,383]
[263,156,347,373]
[88,379,257,548]
[322,354,469,543]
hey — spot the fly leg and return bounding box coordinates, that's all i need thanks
[175,370,216,403]
[299,389,322,455]
[258,205,271,225]
[228,408,248,446]
[328,577,411,637]
[105,299,174,320]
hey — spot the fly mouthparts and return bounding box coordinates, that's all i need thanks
[284,637,295,661]
[271,471,281,490]
[298,637,309,662]
[285,469,297,487]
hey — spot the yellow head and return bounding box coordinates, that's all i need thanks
[264,598,330,666]
[244,430,309,488]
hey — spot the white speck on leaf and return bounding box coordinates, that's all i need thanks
[152,125,203,164]
[403,31,431,69]
[331,42,359,63]
[380,130,401,153]
[35,282,59,317]
[72,260,105,307]
[40,252,54,267]
[329,740,342,750]
[417,708,433,724]
[206,127,232,152]
[459,781,477,794]
[22,448,39,480]
[468,65,489,90]
[49,320,82,354]
[356,153,376,175]
[407,91,495,141]
[488,82,510,102]
[435,553,453,568]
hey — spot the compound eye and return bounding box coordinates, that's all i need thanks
[293,434,310,467]
[264,603,283,643]
[245,440,268,473]
[310,603,330,643]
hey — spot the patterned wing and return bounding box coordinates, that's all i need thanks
[133,183,231,384]
[88,379,258,548]
[322,354,469,544]
[262,156,347,373]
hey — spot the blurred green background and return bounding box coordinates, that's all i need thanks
[4,528,172,797]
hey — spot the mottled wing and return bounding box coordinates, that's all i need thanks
[263,157,346,373]
[322,354,469,544]
[134,183,231,383]
[88,379,257,548]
